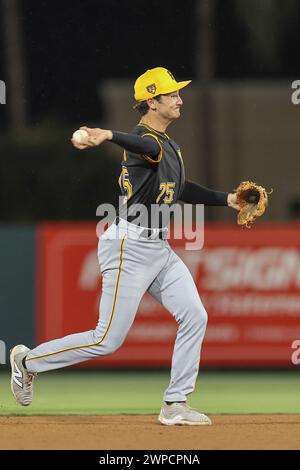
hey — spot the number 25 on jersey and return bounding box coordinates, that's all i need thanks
[156,182,176,204]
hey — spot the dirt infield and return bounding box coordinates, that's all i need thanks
[1,415,300,450]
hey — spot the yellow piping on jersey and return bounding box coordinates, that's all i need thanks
[26,236,127,363]
[119,151,127,188]
[121,166,133,199]
[118,171,122,189]
[137,123,170,140]
[142,133,163,163]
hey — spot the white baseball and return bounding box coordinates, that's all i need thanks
[72,129,89,144]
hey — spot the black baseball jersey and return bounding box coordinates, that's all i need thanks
[117,123,185,228]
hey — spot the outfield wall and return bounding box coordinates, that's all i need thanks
[1,223,299,368]
[35,222,300,367]
[0,225,36,353]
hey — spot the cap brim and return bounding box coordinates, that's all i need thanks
[161,80,192,95]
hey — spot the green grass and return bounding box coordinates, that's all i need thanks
[1,370,299,416]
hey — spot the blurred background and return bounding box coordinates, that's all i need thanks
[0,0,300,415]
[1,0,300,221]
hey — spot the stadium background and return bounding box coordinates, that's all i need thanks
[0,0,300,449]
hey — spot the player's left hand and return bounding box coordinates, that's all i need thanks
[227,193,239,211]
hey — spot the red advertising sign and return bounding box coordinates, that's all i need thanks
[37,223,300,366]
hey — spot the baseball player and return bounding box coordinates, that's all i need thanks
[10,67,239,426]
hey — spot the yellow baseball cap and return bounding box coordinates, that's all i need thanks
[134,67,191,101]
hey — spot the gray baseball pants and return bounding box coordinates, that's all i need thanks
[26,218,208,402]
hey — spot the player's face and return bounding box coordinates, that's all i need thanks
[157,91,183,120]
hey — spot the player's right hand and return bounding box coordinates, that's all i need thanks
[71,126,112,150]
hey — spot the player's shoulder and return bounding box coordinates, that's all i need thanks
[134,123,169,141]
[131,124,145,136]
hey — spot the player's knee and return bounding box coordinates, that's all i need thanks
[101,339,123,355]
[188,303,208,330]
[92,333,124,356]
[93,323,126,355]
[200,307,208,327]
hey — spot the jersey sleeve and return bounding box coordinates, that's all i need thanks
[180,180,228,206]
[110,131,161,160]
[141,133,163,163]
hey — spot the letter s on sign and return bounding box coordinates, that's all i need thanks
[291,340,300,365]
